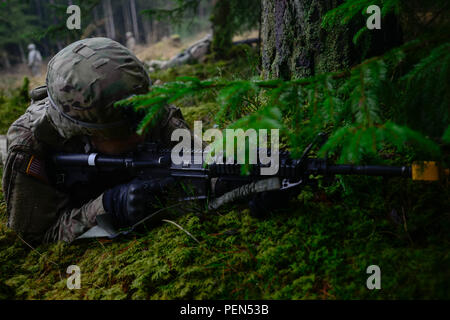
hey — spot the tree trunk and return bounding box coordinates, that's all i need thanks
[261,0,403,80]
[122,0,132,35]
[18,43,26,64]
[210,0,233,58]
[130,0,140,43]
[102,0,111,38]
[103,0,116,39]
[151,20,158,43]
[261,0,354,80]
[108,0,116,40]
[34,0,43,20]
[141,16,152,44]
[93,6,101,37]
[49,0,64,50]
[2,51,11,69]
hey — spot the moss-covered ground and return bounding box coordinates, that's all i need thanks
[0,54,449,300]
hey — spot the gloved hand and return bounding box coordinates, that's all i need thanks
[102,177,175,228]
[248,190,291,218]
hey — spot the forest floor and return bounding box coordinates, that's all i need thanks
[0,35,449,300]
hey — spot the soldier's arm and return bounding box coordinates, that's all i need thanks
[43,194,105,243]
[2,148,106,243]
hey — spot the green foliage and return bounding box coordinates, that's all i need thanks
[322,0,401,45]
[122,37,447,164]
[443,127,450,144]
[144,0,259,36]
[144,0,260,58]
[40,0,101,42]
[139,0,214,40]
[1,173,449,299]
[396,42,450,139]
[209,0,260,58]
[0,77,30,134]
[209,0,233,58]
[0,0,39,52]
[141,0,201,22]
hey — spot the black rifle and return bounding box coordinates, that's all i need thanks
[51,135,412,238]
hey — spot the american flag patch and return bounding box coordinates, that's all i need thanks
[26,155,48,182]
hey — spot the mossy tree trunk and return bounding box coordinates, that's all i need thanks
[261,0,355,80]
[261,0,402,80]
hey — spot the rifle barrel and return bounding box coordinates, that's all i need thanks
[53,153,412,179]
[53,153,167,168]
[325,164,411,177]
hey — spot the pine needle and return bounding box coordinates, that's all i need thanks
[162,219,201,244]
[16,234,63,281]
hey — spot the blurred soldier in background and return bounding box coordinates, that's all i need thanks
[147,34,212,72]
[27,43,42,76]
[126,31,136,52]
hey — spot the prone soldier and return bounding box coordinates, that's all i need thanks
[2,37,191,243]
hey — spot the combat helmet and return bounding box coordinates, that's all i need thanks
[46,37,150,139]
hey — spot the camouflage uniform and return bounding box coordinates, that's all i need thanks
[27,44,43,76]
[126,32,136,52]
[2,38,190,243]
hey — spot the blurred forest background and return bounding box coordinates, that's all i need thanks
[0,0,261,90]
[0,0,214,67]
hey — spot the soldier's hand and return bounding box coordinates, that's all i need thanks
[248,189,290,218]
[103,177,175,228]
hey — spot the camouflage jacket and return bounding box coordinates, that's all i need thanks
[2,91,190,243]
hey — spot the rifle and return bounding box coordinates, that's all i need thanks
[51,134,446,239]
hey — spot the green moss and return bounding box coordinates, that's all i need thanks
[262,1,357,80]
[180,102,216,129]
[1,166,448,299]
[0,55,448,300]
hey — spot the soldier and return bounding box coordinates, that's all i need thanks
[126,31,136,52]
[2,37,191,243]
[27,43,43,76]
[146,34,212,71]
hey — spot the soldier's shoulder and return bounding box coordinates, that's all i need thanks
[6,98,48,154]
[4,98,53,186]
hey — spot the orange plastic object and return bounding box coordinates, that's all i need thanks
[412,161,440,181]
